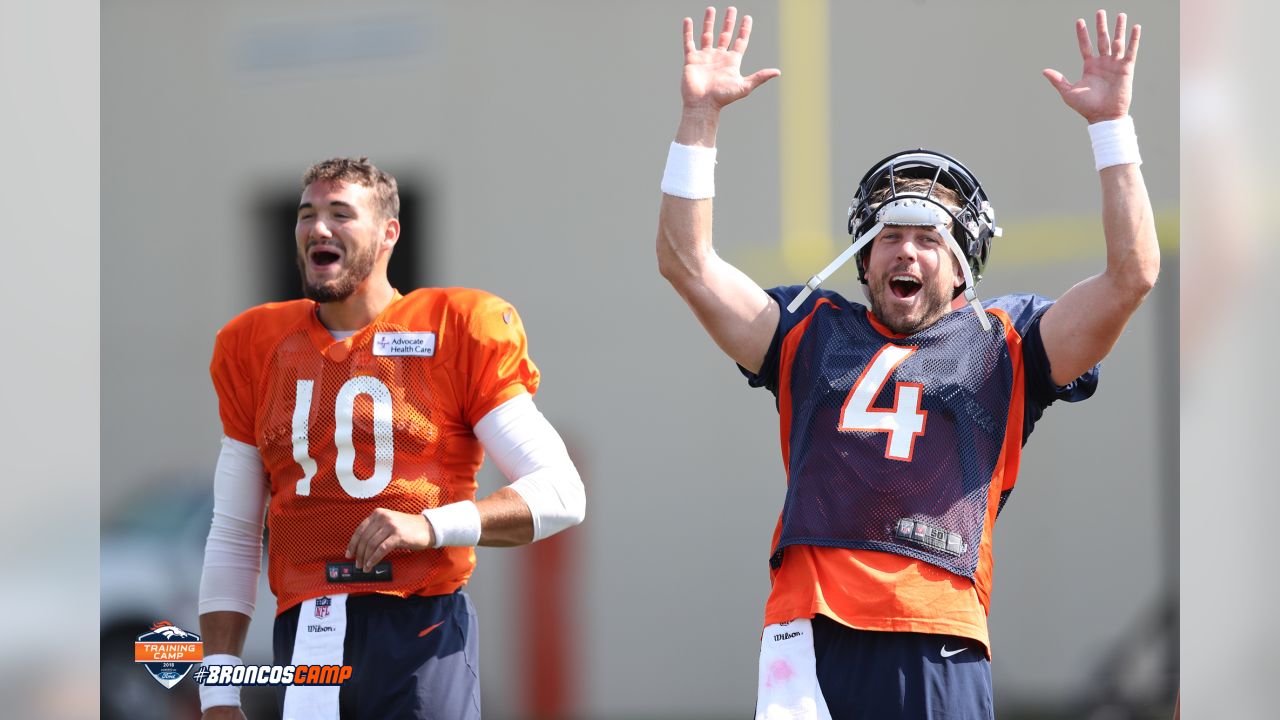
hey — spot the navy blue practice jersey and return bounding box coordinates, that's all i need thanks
[741,287,1098,588]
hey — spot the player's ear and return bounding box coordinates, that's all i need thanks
[383,217,400,251]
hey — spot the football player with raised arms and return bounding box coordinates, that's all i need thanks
[656,7,1156,718]
[197,157,585,719]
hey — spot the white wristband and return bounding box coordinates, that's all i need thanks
[661,141,717,199]
[1088,115,1141,171]
[423,500,482,547]
[198,653,243,711]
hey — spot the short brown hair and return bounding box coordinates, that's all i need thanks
[302,156,400,220]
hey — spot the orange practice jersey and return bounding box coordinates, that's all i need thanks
[210,288,539,614]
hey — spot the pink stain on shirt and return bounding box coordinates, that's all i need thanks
[763,659,795,689]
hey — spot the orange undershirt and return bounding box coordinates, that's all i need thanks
[764,545,993,658]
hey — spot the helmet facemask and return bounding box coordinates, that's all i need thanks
[787,150,1001,332]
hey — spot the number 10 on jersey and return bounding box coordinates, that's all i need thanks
[292,377,396,499]
[837,344,927,462]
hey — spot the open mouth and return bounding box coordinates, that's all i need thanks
[889,275,922,299]
[309,247,343,267]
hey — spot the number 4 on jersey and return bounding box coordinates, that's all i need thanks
[837,344,927,462]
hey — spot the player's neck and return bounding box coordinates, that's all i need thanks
[315,279,396,332]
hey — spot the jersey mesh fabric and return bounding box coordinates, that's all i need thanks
[774,301,1014,579]
[211,288,540,614]
[741,287,1099,653]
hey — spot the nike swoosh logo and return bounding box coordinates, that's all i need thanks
[374,567,388,575]
[940,646,967,658]
[418,621,445,638]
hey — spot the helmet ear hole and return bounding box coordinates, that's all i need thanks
[855,245,873,283]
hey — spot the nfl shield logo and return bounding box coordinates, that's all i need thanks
[329,566,339,580]
[315,596,331,619]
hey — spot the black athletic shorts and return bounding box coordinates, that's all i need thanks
[273,591,480,720]
[812,614,993,719]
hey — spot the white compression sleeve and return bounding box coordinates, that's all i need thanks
[474,393,585,542]
[198,436,269,616]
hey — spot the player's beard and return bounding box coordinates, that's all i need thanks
[297,240,378,303]
[865,271,954,336]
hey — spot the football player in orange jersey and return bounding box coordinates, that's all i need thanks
[196,157,585,719]
[657,7,1157,719]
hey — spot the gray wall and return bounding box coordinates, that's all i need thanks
[103,1,1178,717]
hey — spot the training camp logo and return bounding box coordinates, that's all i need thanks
[134,620,203,689]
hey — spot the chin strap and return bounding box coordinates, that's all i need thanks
[936,225,992,332]
[786,222,884,313]
[785,219,992,332]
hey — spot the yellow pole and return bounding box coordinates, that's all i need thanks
[779,0,835,277]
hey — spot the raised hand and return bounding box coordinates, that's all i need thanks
[681,6,780,113]
[1043,9,1141,123]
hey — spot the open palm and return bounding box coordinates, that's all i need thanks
[682,7,779,111]
[1044,10,1142,123]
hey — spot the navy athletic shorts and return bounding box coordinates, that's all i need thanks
[811,614,993,719]
[273,591,480,720]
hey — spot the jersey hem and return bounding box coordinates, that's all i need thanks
[763,605,992,659]
[274,580,469,617]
